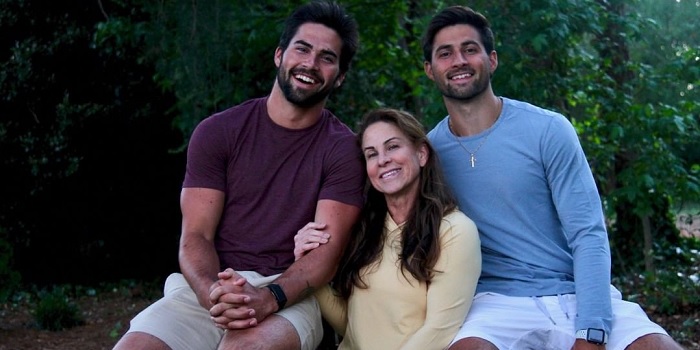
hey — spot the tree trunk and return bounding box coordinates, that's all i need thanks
[641,214,655,276]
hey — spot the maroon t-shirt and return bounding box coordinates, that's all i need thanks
[183,97,365,276]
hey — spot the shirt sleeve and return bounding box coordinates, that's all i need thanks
[543,116,613,332]
[400,211,482,350]
[314,284,349,336]
[318,132,366,209]
[182,115,229,191]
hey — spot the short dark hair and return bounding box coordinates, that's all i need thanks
[278,1,359,74]
[422,6,494,63]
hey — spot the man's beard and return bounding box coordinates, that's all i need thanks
[437,71,490,102]
[277,67,336,108]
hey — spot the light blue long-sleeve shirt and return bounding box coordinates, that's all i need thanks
[428,97,613,333]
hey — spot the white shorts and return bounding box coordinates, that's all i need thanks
[126,272,323,350]
[451,286,668,350]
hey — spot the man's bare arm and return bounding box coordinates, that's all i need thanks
[276,199,360,303]
[179,187,225,309]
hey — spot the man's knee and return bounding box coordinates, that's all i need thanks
[626,333,684,350]
[113,331,171,350]
[449,337,498,350]
[218,315,303,350]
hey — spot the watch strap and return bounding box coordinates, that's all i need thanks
[266,283,287,311]
[576,328,608,345]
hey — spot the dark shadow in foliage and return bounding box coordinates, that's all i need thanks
[0,1,183,287]
[0,229,21,303]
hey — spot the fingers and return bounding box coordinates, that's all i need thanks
[218,268,247,284]
[210,302,258,330]
[295,222,329,241]
[213,317,258,330]
[209,281,250,304]
[299,222,328,232]
[217,269,233,280]
[215,291,251,305]
[294,242,321,261]
[296,232,330,244]
[210,302,255,318]
[210,268,250,303]
[210,287,250,305]
[294,223,331,260]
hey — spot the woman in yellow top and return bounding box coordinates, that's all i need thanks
[295,108,481,350]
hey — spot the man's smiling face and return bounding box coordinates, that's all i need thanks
[275,22,345,108]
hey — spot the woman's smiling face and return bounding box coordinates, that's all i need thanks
[361,121,428,200]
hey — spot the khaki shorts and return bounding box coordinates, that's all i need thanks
[126,272,323,350]
[450,286,668,350]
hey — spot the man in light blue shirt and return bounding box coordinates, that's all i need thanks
[423,6,682,350]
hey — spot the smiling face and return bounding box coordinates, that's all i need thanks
[275,22,345,108]
[424,24,497,102]
[362,121,428,201]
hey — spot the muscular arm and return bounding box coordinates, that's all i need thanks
[178,187,225,310]
[276,199,359,304]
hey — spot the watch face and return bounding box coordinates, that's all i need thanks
[588,328,605,344]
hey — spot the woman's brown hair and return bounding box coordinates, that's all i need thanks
[333,108,458,298]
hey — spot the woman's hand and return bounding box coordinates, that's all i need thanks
[294,222,330,260]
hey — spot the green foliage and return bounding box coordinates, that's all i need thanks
[1,1,87,192]
[109,320,124,339]
[138,1,300,146]
[22,279,161,332]
[138,0,451,137]
[615,237,700,315]
[479,0,604,111]
[1,0,699,306]
[0,228,21,303]
[336,1,440,126]
[34,286,85,331]
[677,317,698,347]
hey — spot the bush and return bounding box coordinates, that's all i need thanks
[614,236,700,314]
[0,230,21,303]
[34,286,85,331]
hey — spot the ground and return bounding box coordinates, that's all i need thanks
[0,286,154,350]
[0,285,698,350]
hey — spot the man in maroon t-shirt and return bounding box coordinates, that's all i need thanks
[114,2,363,350]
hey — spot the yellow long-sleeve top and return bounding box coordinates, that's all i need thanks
[316,210,481,350]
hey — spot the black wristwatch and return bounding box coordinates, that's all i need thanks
[576,328,608,345]
[266,283,287,311]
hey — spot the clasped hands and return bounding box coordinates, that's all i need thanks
[208,268,271,330]
[209,223,330,330]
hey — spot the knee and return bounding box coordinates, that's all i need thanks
[626,333,684,350]
[219,339,277,350]
[450,337,498,350]
[113,332,171,350]
[219,338,264,350]
[217,329,281,350]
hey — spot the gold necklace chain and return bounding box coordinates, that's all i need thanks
[448,98,503,168]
